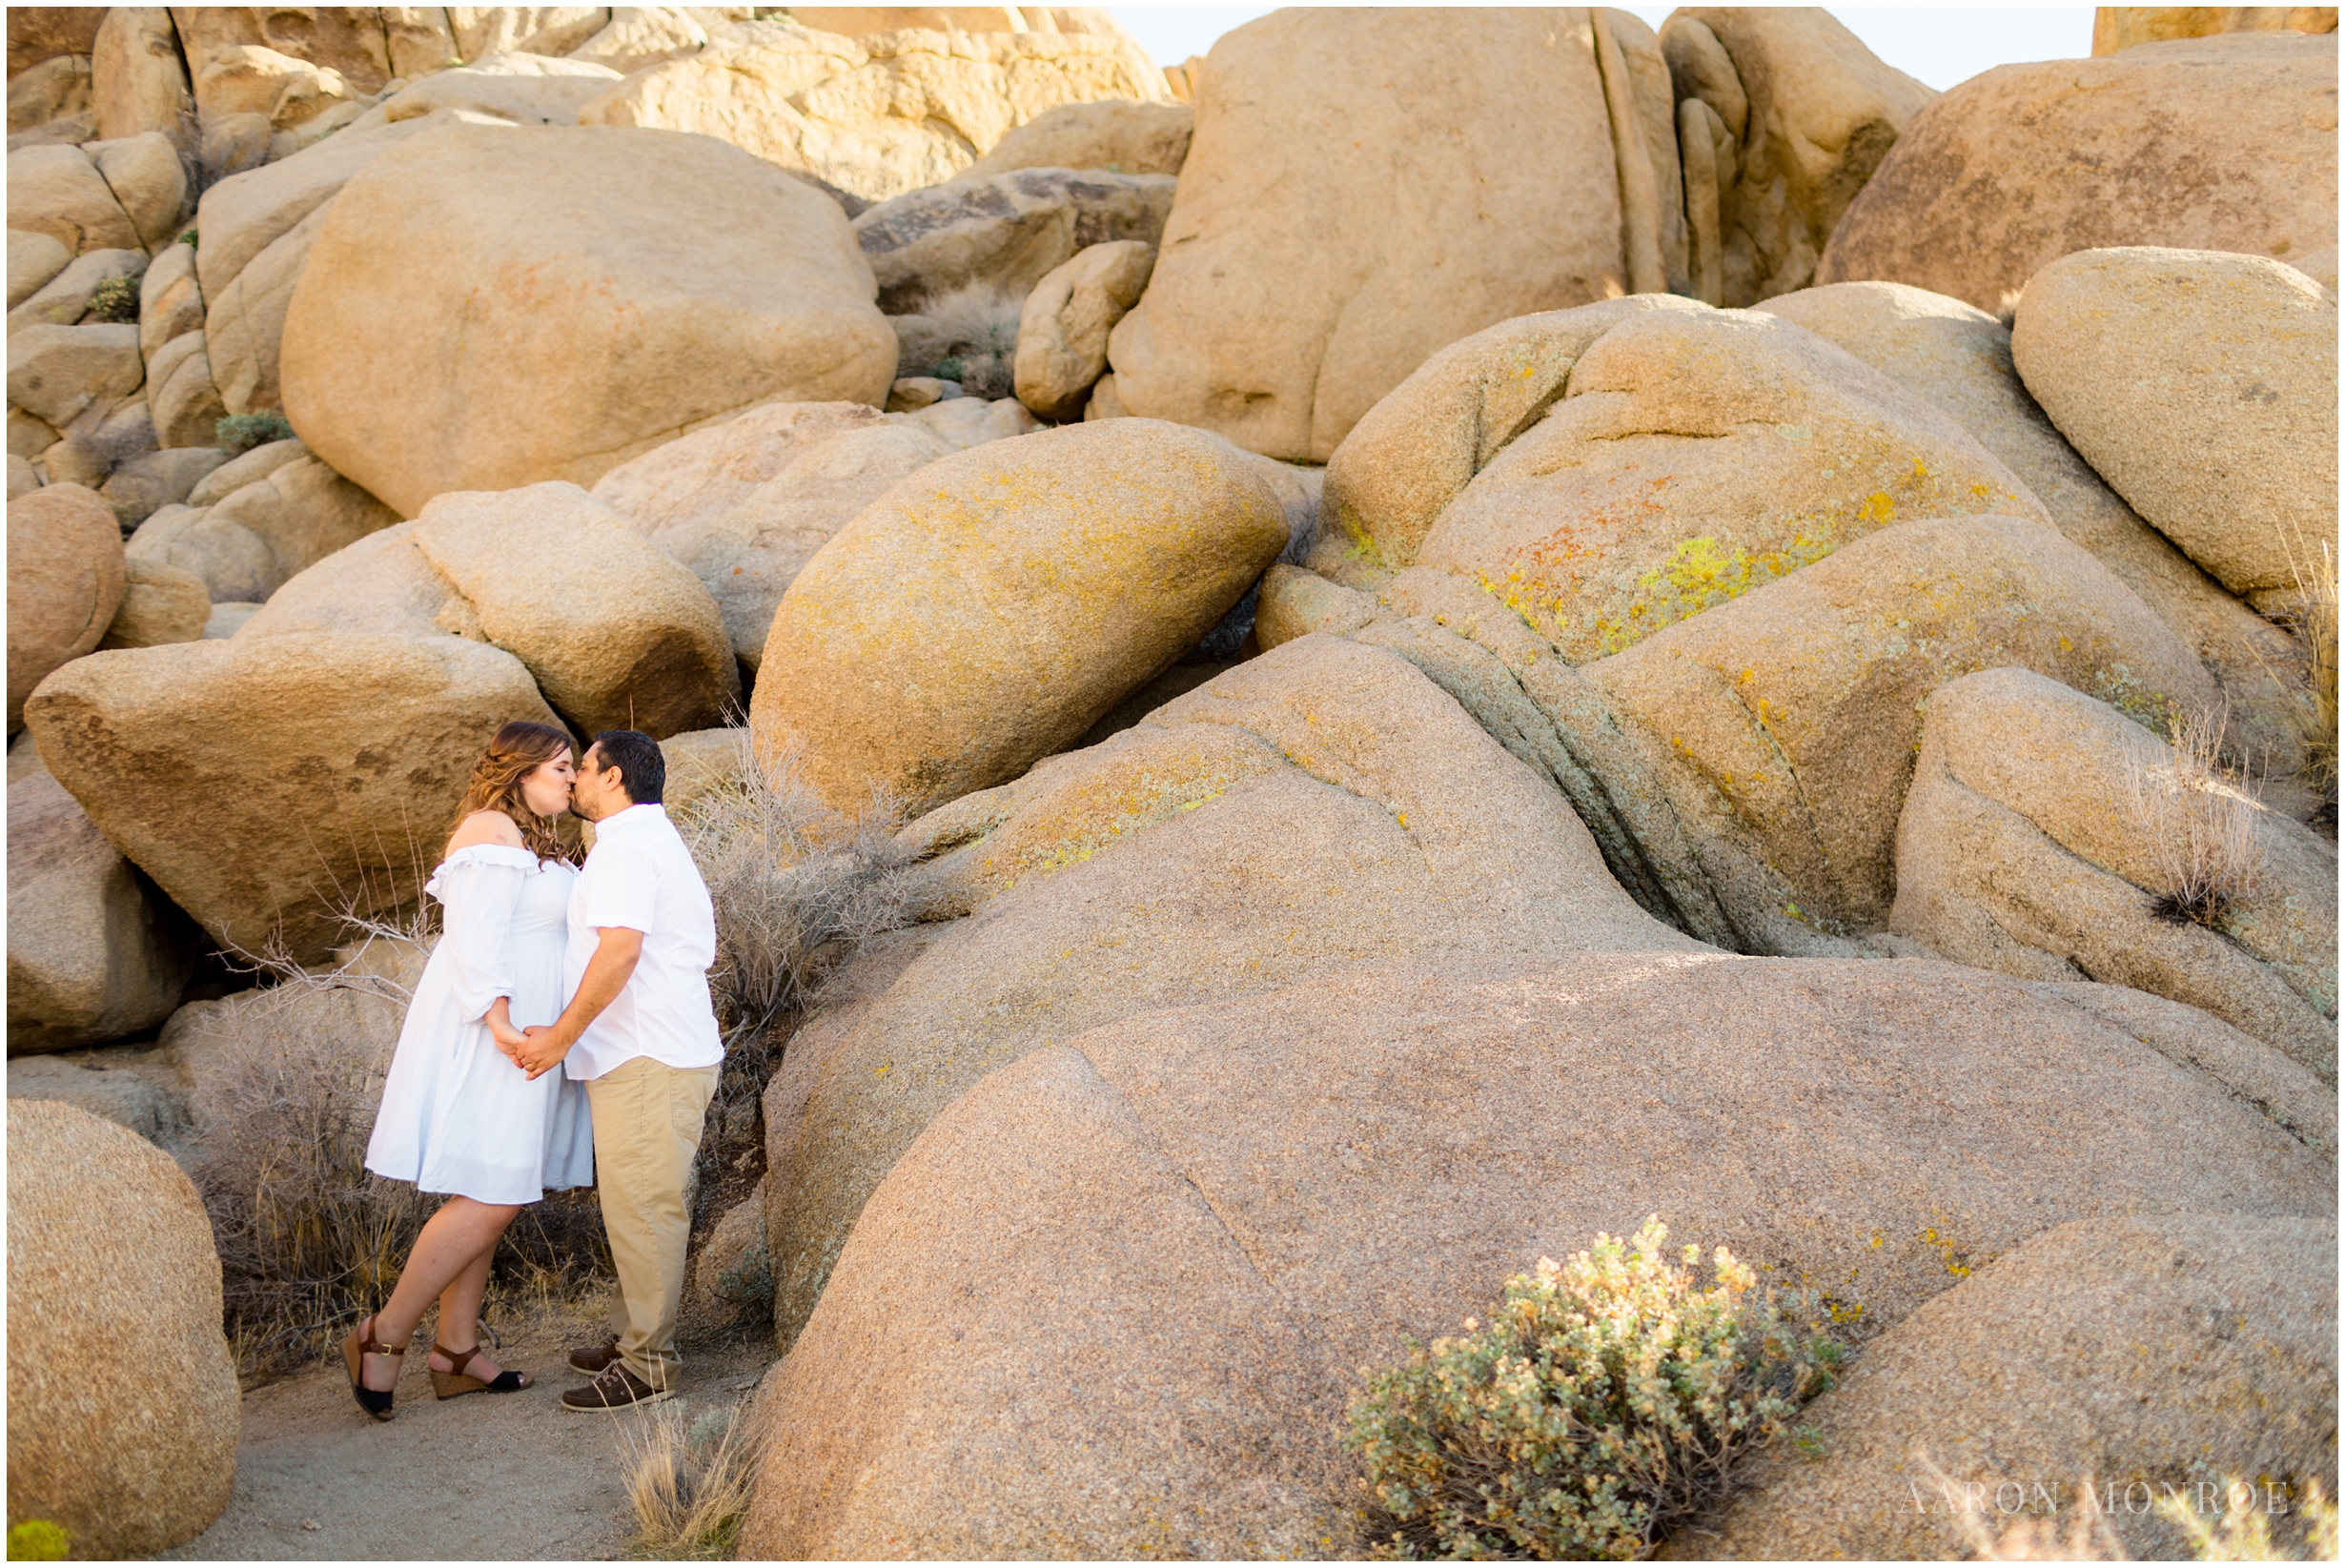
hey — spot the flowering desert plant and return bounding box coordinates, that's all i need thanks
[1345,1217,1842,1560]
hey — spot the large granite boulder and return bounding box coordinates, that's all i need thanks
[8,484,126,733]
[1695,1212,2338,1559]
[750,418,1290,816]
[2010,247,2338,616]
[8,1100,239,1558]
[1817,32,2339,312]
[738,954,2335,1558]
[576,18,1172,205]
[760,633,1709,1350]
[409,482,740,738]
[1892,666,2337,1078]
[1105,8,1670,461]
[281,122,897,518]
[1760,279,2313,772]
[1345,303,2046,661]
[1013,239,1153,421]
[1662,9,1935,307]
[7,768,194,1054]
[23,633,561,963]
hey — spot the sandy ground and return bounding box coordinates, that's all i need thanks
[161,1300,773,1562]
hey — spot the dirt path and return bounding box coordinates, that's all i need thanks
[161,1301,772,1562]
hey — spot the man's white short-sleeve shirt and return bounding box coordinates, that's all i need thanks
[562,803,724,1081]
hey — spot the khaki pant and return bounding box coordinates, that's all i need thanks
[584,1055,721,1388]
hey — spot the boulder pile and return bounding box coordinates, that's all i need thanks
[5,7,2335,1558]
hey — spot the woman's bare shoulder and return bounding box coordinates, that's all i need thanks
[446,810,524,853]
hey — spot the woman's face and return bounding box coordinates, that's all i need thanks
[519,748,577,819]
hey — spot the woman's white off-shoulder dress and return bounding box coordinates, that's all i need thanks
[366,845,595,1204]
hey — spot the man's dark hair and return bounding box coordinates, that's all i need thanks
[588,729,665,805]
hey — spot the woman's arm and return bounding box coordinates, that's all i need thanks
[484,996,526,1049]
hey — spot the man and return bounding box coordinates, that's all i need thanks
[509,729,724,1412]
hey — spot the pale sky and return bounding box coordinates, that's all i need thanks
[1109,8,2098,93]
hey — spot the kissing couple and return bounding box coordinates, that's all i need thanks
[343,721,726,1419]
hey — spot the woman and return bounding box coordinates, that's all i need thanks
[345,721,595,1420]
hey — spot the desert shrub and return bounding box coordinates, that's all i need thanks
[6,1521,69,1561]
[1345,1217,1843,1560]
[903,284,1021,400]
[2273,527,2338,804]
[618,1402,757,1559]
[196,915,608,1378]
[214,409,296,457]
[2164,1478,2339,1563]
[669,734,919,1226]
[2123,703,2267,927]
[84,275,139,323]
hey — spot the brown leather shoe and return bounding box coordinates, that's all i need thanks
[567,1334,622,1375]
[561,1360,670,1413]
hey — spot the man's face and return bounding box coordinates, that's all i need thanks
[572,744,628,823]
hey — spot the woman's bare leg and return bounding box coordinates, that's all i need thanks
[428,1243,512,1380]
[361,1197,520,1392]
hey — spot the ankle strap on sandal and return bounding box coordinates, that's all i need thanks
[359,1316,407,1356]
[433,1342,480,1379]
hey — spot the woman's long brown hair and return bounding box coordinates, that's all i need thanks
[445,721,578,865]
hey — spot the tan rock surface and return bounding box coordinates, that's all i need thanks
[740,954,2335,1558]
[411,482,739,737]
[136,239,203,358]
[7,1100,238,1557]
[125,501,278,604]
[1762,279,2312,769]
[1891,666,2336,1077]
[1400,305,2045,662]
[446,6,611,62]
[1818,33,2339,312]
[1105,9,1634,462]
[9,52,93,136]
[8,228,71,306]
[169,6,404,98]
[144,330,230,450]
[133,454,399,603]
[1662,10,1934,308]
[750,418,1290,815]
[8,769,194,1054]
[91,7,195,150]
[23,633,561,962]
[280,122,896,518]
[1318,295,1703,571]
[9,8,109,79]
[762,633,1708,1348]
[8,482,126,731]
[342,50,624,131]
[2009,247,2338,610]
[966,96,1193,177]
[89,130,190,252]
[195,116,445,417]
[99,556,213,649]
[1012,238,1152,419]
[228,520,462,641]
[2095,5,2337,53]
[592,401,956,667]
[579,20,1172,204]
[6,142,140,255]
[6,246,146,332]
[1585,515,2216,934]
[1694,1213,2338,1560]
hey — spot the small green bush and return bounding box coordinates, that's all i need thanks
[1345,1217,1843,1560]
[84,275,140,323]
[215,410,296,457]
[178,229,197,247]
[7,1520,69,1561]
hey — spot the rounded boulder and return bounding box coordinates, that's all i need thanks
[751,418,1291,815]
[280,122,899,518]
[8,1099,239,1558]
[8,482,126,732]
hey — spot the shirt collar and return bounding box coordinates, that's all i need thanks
[593,803,668,836]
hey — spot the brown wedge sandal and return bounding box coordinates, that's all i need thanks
[341,1314,405,1422]
[430,1341,532,1400]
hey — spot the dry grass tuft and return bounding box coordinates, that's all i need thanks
[901,283,1021,399]
[2277,527,2338,800]
[616,1402,758,1559]
[669,733,921,1232]
[2122,703,2267,927]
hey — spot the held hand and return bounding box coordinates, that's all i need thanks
[487,1014,528,1056]
[513,1024,570,1082]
